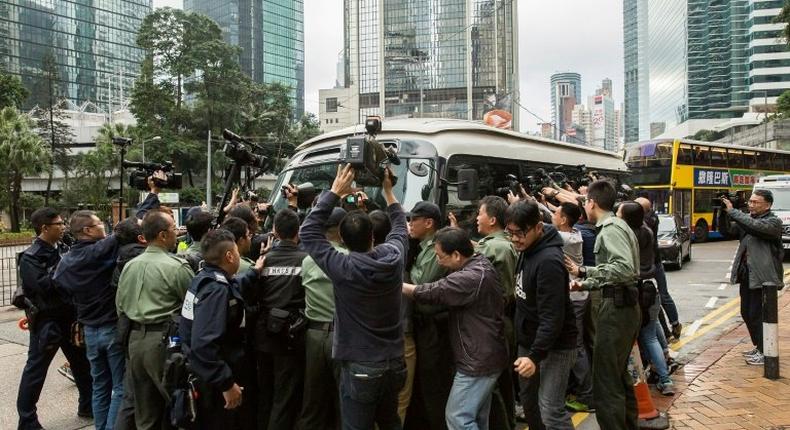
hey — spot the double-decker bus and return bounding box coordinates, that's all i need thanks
[624,138,790,241]
[266,118,628,237]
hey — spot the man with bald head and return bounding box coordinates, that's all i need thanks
[635,197,682,340]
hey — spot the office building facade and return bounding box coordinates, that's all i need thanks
[748,0,790,110]
[185,0,305,118]
[0,0,151,111]
[325,0,519,129]
[550,72,582,140]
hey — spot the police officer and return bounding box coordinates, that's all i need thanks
[180,229,265,429]
[222,217,255,272]
[17,207,93,430]
[567,180,640,430]
[116,209,195,430]
[179,211,214,273]
[248,208,307,430]
[406,201,451,429]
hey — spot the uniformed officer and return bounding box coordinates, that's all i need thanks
[470,196,518,430]
[116,209,195,430]
[222,217,255,272]
[180,228,265,430]
[248,208,307,430]
[566,180,640,430]
[296,207,347,430]
[405,201,451,429]
[179,211,214,273]
[17,207,93,430]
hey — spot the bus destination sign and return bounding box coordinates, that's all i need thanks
[694,168,730,187]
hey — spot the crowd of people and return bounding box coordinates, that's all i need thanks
[16,164,695,430]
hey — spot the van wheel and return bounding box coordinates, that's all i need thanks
[694,220,708,243]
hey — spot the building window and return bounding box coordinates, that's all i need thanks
[326,97,338,113]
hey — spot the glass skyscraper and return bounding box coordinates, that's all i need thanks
[550,72,582,141]
[342,0,518,128]
[0,0,151,111]
[747,0,790,109]
[185,0,305,118]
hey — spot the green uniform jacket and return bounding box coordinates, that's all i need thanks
[116,246,195,324]
[302,241,348,323]
[582,212,639,291]
[410,235,448,315]
[238,256,254,273]
[476,230,518,301]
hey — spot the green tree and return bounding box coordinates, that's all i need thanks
[777,2,790,46]
[690,129,725,142]
[0,107,50,231]
[0,69,29,109]
[776,90,790,118]
[30,51,74,205]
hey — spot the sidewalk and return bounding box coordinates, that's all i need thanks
[657,291,790,429]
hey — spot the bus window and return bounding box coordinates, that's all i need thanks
[692,145,711,166]
[677,144,693,165]
[710,148,728,167]
[624,141,673,168]
[782,154,790,171]
[744,150,758,169]
[727,149,744,168]
[694,189,719,214]
[757,151,782,170]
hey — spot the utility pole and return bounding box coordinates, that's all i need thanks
[765,90,769,149]
[207,130,212,207]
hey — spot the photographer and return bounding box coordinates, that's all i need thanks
[17,208,93,430]
[299,164,408,429]
[723,190,784,365]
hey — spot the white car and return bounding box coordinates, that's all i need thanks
[754,175,790,253]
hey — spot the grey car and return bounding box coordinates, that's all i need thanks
[657,215,692,270]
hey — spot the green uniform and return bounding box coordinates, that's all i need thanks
[409,234,452,430]
[581,212,641,430]
[178,240,200,257]
[476,230,518,430]
[297,241,347,429]
[476,230,518,300]
[302,241,347,323]
[116,246,194,430]
[238,256,254,274]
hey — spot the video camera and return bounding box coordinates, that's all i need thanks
[280,182,316,209]
[712,190,747,210]
[222,129,269,169]
[339,116,400,187]
[122,160,183,191]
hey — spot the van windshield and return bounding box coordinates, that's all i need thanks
[268,158,436,214]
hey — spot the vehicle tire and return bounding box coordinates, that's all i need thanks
[694,220,708,243]
[675,248,683,270]
[684,243,692,262]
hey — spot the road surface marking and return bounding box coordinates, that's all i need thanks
[719,283,728,290]
[705,297,718,308]
[671,305,741,351]
[684,319,703,337]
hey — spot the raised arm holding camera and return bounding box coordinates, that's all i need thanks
[723,190,784,365]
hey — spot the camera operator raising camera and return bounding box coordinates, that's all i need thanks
[722,190,784,366]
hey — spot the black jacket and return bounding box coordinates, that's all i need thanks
[19,238,73,320]
[181,265,254,392]
[300,191,408,362]
[54,193,159,327]
[111,243,147,290]
[514,224,578,363]
[643,210,662,266]
[633,224,656,279]
[245,239,307,354]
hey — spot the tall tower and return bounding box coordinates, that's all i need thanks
[185,0,305,118]
[550,72,582,141]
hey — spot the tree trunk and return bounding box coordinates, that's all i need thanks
[10,174,22,232]
[188,168,194,187]
[44,79,56,205]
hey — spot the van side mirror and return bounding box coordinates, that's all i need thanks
[457,169,479,201]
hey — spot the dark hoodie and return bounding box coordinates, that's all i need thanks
[514,224,578,364]
[300,191,408,362]
[111,243,147,290]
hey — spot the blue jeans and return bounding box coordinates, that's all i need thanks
[340,358,406,430]
[518,346,575,430]
[445,370,500,430]
[85,324,126,430]
[656,264,679,324]
[638,302,670,383]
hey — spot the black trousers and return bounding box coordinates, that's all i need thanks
[740,281,764,352]
[256,350,305,430]
[17,318,92,430]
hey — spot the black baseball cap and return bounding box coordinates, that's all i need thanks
[407,201,442,225]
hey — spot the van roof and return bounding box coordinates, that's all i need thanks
[758,175,790,184]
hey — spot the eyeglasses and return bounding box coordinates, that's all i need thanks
[46,221,65,226]
[506,228,528,239]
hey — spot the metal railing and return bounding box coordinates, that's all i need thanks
[0,241,33,307]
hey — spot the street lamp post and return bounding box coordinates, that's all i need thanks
[141,136,161,162]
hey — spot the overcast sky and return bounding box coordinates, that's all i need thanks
[152,0,624,133]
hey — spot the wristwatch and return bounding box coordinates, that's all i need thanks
[578,266,587,279]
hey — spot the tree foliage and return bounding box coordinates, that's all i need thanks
[690,129,725,142]
[0,107,50,232]
[0,69,29,110]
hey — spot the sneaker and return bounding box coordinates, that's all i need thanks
[671,322,683,339]
[741,347,760,357]
[667,358,682,375]
[565,399,594,412]
[657,380,676,396]
[745,352,764,365]
[57,364,75,383]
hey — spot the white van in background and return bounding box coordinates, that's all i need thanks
[754,175,790,251]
